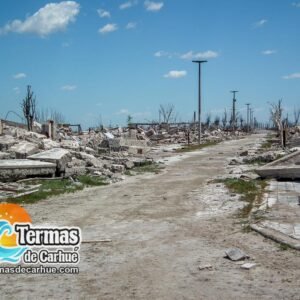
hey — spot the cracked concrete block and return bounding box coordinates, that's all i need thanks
[110,164,125,173]
[42,139,60,150]
[0,152,11,160]
[60,140,80,151]
[75,152,103,168]
[0,135,18,151]
[9,141,39,159]
[28,148,71,174]
[0,159,56,181]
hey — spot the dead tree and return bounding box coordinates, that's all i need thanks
[36,108,66,124]
[222,109,227,128]
[239,116,244,129]
[21,85,36,131]
[213,115,220,127]
[159,104,176,123]
[205,113,211,128]
[270,99,284,147]
[293,107,300,126]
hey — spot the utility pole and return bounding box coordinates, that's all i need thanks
[246,103,250,133]
[193,60,207,144]
[250,109,253,130]
[230,91,238,131]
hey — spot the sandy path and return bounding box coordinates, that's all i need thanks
[1,134,299,300]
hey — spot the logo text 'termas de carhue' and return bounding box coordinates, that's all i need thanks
[0,203,81,265]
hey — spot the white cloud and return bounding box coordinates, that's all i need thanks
[254,19,267,28]
[262,49,277,55]
[282,73,300,79]
[164,70,187,79]
[13,87,20,94]
[116,109,130,115]
[120,1,138,10]
[99,23,118,34]
[61,85,77,91]
[126,22,137,29]
[0,1,80,37]
[154,50,172,58]
[97,9,111,18]
[13,73,26,79]
[292,2,300,7]
[180,50,219,60]
[144,1,164,11]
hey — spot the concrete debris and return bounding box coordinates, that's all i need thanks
[255,150,300,179]
[0,152,11,160]
[198,264,213,270]
[0,119,275,184]
[60,140,80,151]
[9,141,39,159]
[42,139,60,150]
[225,248,249,261]
[0,159,56,181]
[110,164,125,173]
[0,182,41,199]
[124,160,134,169]
[0,135,17,151]
[239,150,249,156]
[241,263,256,270]
[28,148,71,175]
[75,152,103,168]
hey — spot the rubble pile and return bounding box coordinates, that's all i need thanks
[0,119,250,184]
[130,125,247,145]
[0,122,155,182]
[288,125,300,148]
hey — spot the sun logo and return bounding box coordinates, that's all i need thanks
[0,203,31,263]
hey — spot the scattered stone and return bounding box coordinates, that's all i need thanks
[240,173,260,180]
[110,164,125,173]
[124,160,134,169]
[198,264,213,270]
[0,135,17,151]
[229,158,243,165]
[225,248,249,261]
[60,140,80,151]
[0,152,11,160]
[239,150,249,156]
[42,139,60,150]
[9,141,39,159]
[241,263,256,270]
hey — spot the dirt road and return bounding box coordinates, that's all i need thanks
[1,134,299,299]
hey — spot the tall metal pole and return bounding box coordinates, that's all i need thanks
[250,109,253,130]
[246,103,250,133]
[193,60,207,144]
[230,90,238,130]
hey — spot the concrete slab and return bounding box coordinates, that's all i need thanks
[252,179,300,250]
[9,141,39,158]
[0,152,11,160]
[0,159,56,181]
[255,150,300,179]
[0,135,17,151]
[28,148,71,174]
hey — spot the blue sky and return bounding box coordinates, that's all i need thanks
[0,0,300,128]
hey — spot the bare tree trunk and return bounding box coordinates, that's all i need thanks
[21,85,36,131]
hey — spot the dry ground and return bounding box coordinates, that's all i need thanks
[1,133,299,300]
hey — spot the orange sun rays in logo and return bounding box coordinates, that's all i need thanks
[0,203,31,247]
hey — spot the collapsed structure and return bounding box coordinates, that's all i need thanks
[0,118,253,183]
